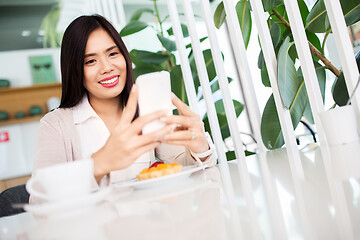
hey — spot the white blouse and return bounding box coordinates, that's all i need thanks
[72,96,152,183]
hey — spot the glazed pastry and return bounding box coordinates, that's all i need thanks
[136,162,183,180]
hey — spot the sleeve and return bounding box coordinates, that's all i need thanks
[30,116,100,203]
[33,118,68,171]
[155,132,217,168]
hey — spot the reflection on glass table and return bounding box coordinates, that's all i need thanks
[0,141,359,240]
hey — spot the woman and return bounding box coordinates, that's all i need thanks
[33,14,216,189]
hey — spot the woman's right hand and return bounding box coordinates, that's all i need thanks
[92,85,174,182]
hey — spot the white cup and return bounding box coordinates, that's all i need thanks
[319,105,360,146]
[136,71,172,134]
[47,97,60,111]
[26,159,94,203]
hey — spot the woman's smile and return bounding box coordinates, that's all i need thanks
[99,75,119,88]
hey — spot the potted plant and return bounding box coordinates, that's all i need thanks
[214,0,360,149]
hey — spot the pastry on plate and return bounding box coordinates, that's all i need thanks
[136,162,183,180]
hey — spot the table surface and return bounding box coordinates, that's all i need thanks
[0,141,359,240]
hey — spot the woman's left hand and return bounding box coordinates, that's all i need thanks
[160,93,210,154]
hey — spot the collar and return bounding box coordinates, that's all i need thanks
[72,95,100,124]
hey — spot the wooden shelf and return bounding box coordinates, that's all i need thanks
[0,115,43,127]
[0,82,61,127]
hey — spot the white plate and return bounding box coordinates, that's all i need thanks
[24,187,117,218]
[113,164,207,189]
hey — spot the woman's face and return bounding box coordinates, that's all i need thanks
[83,28,127,103]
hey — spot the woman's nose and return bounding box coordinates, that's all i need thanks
[100,58,114,74]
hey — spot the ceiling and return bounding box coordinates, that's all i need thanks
[0,0,57,51]
[0,0,213,52]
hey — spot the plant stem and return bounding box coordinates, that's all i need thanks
[272,10,341,77]
[321,30,330,54]
[309,42,341,76]
[153,0,164,36]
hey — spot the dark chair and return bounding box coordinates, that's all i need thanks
[0,185,29,217]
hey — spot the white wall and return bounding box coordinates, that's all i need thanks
[0,48,60,183]
[0,48,61,87]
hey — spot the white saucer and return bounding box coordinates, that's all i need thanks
[24,187,113,218]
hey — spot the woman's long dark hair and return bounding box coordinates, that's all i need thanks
[59,14,135,114]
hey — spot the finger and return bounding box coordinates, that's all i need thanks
[141,123,177,140]
[129,110,169,134]
[120,85,138,124]
[134,141,161,157]
[171,93,194,116]
[160,115,197,129]
[163,130,194,141]
[160,140,188,146]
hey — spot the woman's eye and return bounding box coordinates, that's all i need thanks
[85,59,95,65]
[109,52,119,57]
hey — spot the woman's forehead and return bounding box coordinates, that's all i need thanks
[85,28,117,54]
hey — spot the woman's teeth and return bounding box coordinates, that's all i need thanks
[100,76,118,84]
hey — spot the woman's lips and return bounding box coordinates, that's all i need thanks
[99,75,119,88]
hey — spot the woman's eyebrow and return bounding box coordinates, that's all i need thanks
[84,46,118,58]
[106,45,118,52]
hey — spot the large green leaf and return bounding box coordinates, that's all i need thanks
[261,81,307,150]
[262,0,283,12]
[343,0,360,26]
[203,99,244,139]
[130,8,154,22]
[300,62,326,124]
[167,24,189,37]
[261,95,284,149]
[268,4,288,37]
[261,37,310,149]
[170,65,188,105]
[332,73,350,106]
[270,23,282,48]
[209,77,233,94]
[306,31,322,61]
[130,49,169,65]
[305,0,330,33]
[185,36,208,49]
[277,37,298,108]
[213,1,252,49]
[258,23,280,87]
[261,65,271,87]
[257,23,281,71]
[236,0,252,48]
[298,0,310,25]
[258,50,265,69]
[306,0,360,33]
[189,49,222,90]
[120,21,149,37]
[332,51,360,106]
[157,34,177,52]
[214,2,226,29]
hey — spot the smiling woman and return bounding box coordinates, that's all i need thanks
[83,29,127,104]
[30,14,216,203]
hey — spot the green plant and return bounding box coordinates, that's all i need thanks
[41,3,62,48]
[214,0,360,149]
[120,0,245,158]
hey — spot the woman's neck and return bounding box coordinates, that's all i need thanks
[88,96,123,132]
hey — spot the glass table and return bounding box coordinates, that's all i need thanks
[0,141,359,239]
